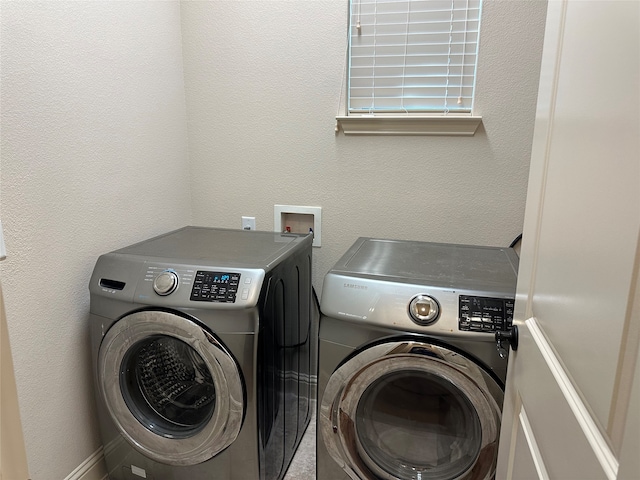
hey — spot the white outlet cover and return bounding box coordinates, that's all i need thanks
[241,216,256,231]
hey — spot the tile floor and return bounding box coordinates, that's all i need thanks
[283,412,316,480]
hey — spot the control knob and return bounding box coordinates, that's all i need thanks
[153,270,178,296]
[408,294,440,325]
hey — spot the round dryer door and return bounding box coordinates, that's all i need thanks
[97,309,244,466]
[320,340,503,480]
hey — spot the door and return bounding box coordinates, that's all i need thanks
[320,340,503,479]
[496,1,640,479]
[1,284,29,479]
[97,309,245,466]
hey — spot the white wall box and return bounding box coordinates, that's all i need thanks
[274,205,321,247]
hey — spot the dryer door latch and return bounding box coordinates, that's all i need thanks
[495,326,519,358]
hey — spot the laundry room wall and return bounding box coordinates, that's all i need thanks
[181,0,548,293]
[0,2,191,478]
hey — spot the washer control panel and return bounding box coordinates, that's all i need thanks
[459,295,515,332]
[190,271,241,303]
[137,263,264,308]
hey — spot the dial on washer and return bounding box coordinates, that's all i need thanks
[408,294,440,325]
[153,271,179,296]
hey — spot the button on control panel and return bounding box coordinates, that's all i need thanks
[190,271,241,303]
[459,295,515,332]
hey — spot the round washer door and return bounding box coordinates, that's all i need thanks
[320,340,503,480]
[97,309,245,466]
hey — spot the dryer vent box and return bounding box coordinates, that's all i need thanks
[274,205,321,247]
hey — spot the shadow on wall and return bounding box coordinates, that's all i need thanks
[1,282,30,480]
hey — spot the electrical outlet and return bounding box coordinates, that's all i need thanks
[242,216,256,231]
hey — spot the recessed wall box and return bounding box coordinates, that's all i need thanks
[274,205,322,247]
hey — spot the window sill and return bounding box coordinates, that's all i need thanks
[336,115,482,136]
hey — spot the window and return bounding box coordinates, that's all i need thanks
[337,0,483,135]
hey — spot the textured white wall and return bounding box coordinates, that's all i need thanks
[0,2,191,478]
[181,0,548,292]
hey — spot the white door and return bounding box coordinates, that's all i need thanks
[496,1,640,479]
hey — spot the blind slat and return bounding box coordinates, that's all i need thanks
[348,0,482,114]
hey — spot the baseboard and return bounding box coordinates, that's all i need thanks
[63,447,108,480]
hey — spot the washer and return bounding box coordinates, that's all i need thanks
[317,237,518,480]
[89,227,313,480]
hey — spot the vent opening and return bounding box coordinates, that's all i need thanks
[100,278,126,290]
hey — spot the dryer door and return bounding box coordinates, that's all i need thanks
[97,309,244,466]
[320,340,503,480]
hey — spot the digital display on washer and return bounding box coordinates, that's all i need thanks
[459,295,514,332]
[190,271,240,302]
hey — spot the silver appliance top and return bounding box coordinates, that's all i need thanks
[114,226,308,269]
[321,237,519,339]
[330,237,518,292]
[90,227,312,311]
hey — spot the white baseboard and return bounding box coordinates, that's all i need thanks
[63,447,107,480]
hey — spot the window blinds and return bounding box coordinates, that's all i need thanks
[348,0,482,115]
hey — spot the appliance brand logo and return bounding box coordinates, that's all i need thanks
[343,283,367,290]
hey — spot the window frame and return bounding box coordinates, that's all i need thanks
[336,0,483,136]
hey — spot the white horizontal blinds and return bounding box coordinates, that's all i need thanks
[348,0,482,114]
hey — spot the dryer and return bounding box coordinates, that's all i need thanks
[317,238,518,480]
[89,227,313,480]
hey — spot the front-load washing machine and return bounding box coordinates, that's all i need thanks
[317,237,518,480]
[89,227,313,480]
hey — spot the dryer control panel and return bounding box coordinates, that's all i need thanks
[459,295,515,332]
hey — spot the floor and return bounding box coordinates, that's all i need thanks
[283,411,317,480]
